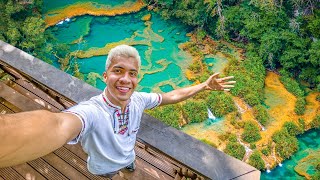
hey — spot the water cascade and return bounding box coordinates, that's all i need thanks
[207,108,216,120]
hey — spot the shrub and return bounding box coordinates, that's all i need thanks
[228,134,238,143]
[242,121,261,143]
[206,91,236,117]
[147,104,181,128]
[261,148,271,156]
[310,115,320,129]
[280,75,304,97]
[249,151,265,170]
[182,100,207,123]
[298,118,306,130]
[272,129,298,159]
[283,121,303,136]
[295,97,306,115]
[253,105,269,126]
[225,142,246,160]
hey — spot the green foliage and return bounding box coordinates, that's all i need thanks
[249,151,265,170]
[206,91,236,117]
[146,104,181,128]
[298,118,306,130]
[272,129,298,159]
[182,100,207,123]
[310,115,320,129]
[241,121,261,143]
[228,134,237,143]
[283,121,303,136]
[280,75,304,97]
[225,142,245,160]
[253,105,269,126]
[225,55,265,107]
[261,147,271,156]
[294,97,306,115]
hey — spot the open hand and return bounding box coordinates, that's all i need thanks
[205,72,236,91]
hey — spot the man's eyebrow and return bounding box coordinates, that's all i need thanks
[113,66,138,72]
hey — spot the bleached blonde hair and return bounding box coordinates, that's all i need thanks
[105,45,141,71]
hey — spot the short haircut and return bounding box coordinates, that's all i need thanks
[105,45,141,71]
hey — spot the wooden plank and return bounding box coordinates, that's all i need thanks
[13,163,46,180]
[28,158,68,180]
[135,146,175,177]
[0,81,45,111]
[64,143,88,161]
[0,102,15,114]
[14,79,65,112]
[42,153,89,180]
[54,147,105,180]
[0,97,22,113]
[122,156,173,180]
[0,167,24,180]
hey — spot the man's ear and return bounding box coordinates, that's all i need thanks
[103,72,108,83]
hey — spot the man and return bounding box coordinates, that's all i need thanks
[0,45,235,178]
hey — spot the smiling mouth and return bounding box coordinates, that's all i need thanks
[117,86,131,93]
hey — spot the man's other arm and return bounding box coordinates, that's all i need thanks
[0,110,82,168]
[161,73,235,105]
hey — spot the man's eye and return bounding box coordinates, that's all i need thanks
[114,69,121,73]
[130,72,137,77]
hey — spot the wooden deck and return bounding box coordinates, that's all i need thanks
[0,65,204,180]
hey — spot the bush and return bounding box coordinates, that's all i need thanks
[261,148,271,156]
[228,134,238,143]
[206,91,236,117]
[147,104,181,128]
[310,115,320,129]
[225,142,246,160]
[272,129,298,159]
[253,105,269,126]
[298,118,306,130]
[280,75,304,97]
[283,121,303,136]
[242,121,261,143]
[249,151,265,170]
[200,139,217,148]
[182,100,207,123]
[295,97,306,115]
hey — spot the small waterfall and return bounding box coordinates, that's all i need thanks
[278,163,283,167]
[207,108,216,120]
[234,101,245,114]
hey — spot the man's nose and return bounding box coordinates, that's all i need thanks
[119,73,130,83]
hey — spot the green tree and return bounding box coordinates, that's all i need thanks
[206,91,236,117]
[242,121,261,143]
[225,142,245,160]
[182,100,207,123]
[248,151,265,170]
[253,105,269,126]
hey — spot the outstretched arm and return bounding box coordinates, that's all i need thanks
[0,110,82,168]
[161,73,235,105]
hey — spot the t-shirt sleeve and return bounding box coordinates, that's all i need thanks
[63,102,96,144]
[137,92,162,110]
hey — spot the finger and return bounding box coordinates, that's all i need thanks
[211,72,220,78]
[219,76,234,81]
[222,81,236,85]
[222,85,234,88]
[224,89,230,92]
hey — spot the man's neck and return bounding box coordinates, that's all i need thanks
[104,89,128,112]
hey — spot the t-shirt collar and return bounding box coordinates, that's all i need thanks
[102,88,131,110]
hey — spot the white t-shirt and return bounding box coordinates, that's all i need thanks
[64,90,162,175]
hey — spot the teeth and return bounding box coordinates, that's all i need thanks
[118,87,129,90]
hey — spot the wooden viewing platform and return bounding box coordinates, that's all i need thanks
[0,40,260,180]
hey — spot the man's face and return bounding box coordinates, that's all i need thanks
[103,56,139,107]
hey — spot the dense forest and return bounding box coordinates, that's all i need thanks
[0,0,319,176]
